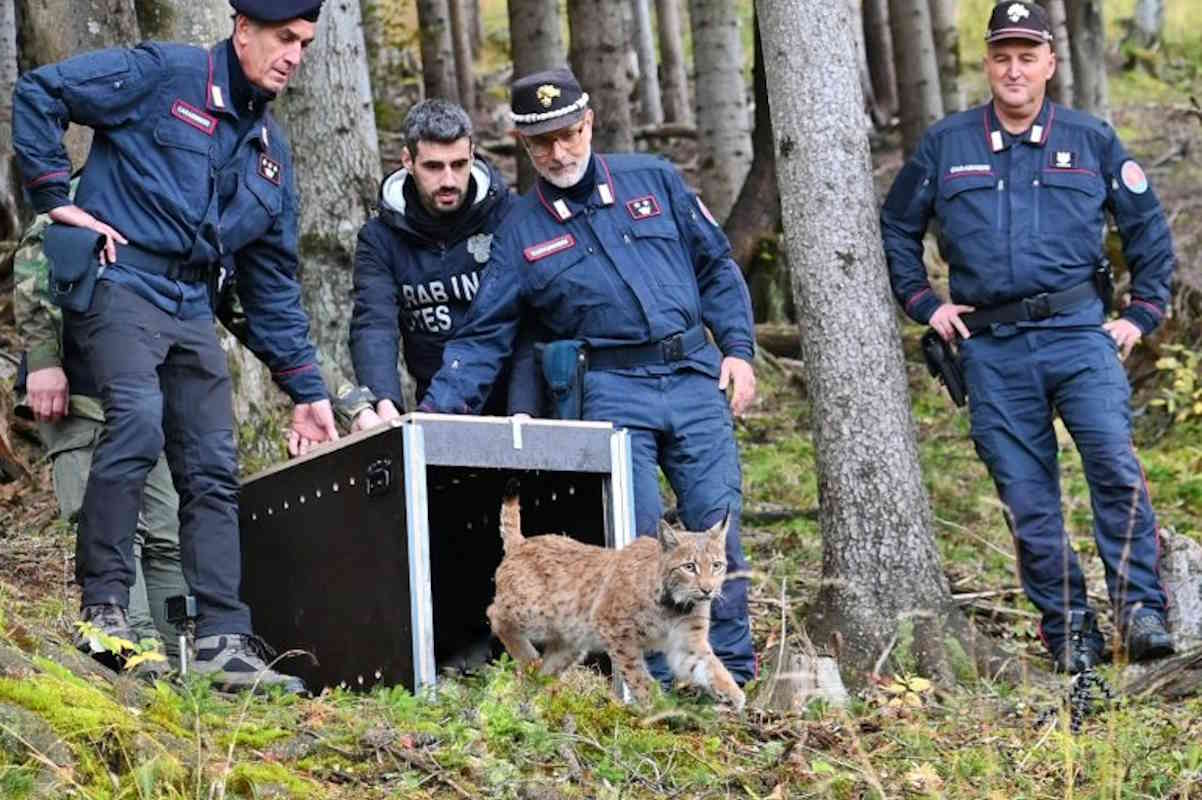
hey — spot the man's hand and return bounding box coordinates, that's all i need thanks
[376,398,402,421]
[1104,318,1142,360]
[27,366,69,422]
[288,399,339,457]
[929,303,976,342]
[48,204,128,265]
[719,356,756,416]
[350,407,382,433]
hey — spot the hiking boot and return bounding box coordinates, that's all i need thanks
[1051,610,1107,674]
[75,604,136,668]
[192,634,307,695]
[1124,611,1175,663]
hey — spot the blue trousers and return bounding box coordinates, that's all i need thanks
[582,368,755,684]
[66,281,251,637]
[960,327,1166,654]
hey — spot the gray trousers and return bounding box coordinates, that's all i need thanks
[40,415,189,656]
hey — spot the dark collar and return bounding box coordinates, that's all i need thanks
[984,97,1055,153]
[207,38,273,118]
[533,154,617,223]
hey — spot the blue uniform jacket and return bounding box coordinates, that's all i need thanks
[422,153,755,414]
[11,39,324,402]
[350,157,540,412]
[881,100,1174,335]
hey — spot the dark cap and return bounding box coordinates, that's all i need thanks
[229,0,323,23]
[985,2,1053,45]
[510,67,590,136]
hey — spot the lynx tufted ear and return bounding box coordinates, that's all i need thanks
[657,519,682,550]
[706,509,730,546]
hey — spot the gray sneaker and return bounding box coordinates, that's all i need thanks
[75,603,136,667]
[192,634,307,695]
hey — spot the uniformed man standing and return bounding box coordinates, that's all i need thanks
[882,2,1176,671]
[11,0,340,691]
[419,68,759,688]
[350,99,534,422]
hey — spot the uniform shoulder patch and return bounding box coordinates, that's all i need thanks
[171,99,217,136]
[258,154,281,186]
[1120,160,1148,194]
[523,234,576,263]
[625,194,661,220]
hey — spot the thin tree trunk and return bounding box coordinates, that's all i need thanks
[416,0,458,103]
[507,0,566,192]
[448,0,476,111]
[631,0,663,126]
[928,0,964,113]
[568,0,635,153]
[863,0,898,121]
[1065,0,1109,121]
[758,0,1003,686]
[655,0,691,125]
[889,0,944,157]
[1131,0,1164,49]
[468,0,483,57]
[688,0,752,223]
[848,0,888,129]
[1040,0,1075,106]
[274,0,382,379]
[0,0,21,243]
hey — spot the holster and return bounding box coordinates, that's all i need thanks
[43,224,104,313]
[534,340,588,420]
[1093,258,1115,315]
[921,329,966,407]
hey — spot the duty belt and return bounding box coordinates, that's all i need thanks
[961,280,1098,334]
[587,325,708,371]
[115,243,209,283]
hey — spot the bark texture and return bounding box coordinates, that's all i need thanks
[1065,0,1110,121]
[888,0,943,157]
[655,0,691,124]
[448,0,476,111]
[863,0,898,121]
[274,0,381,379]
[416,0,459,103]
[688,0,752,223]
[134,0,226,44]
[568,0,635,153]
[1040,0,1075,106]
[631,0,664,125]
[928,0,964,113]
[0,0,21,242]
[758,0,994,685]
[847,0,887,130]
[507,0,566,192]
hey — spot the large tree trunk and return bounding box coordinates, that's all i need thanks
[863,0,898,122]
[655,0,691,125]
[928,0,964,113]
[134,0,226,44]
[274,0,381,380]
[416,0,458,103]
[688,0,752,223]
[1040,0,1075,106]
[758,0,999,686]
[448,0,476,112]
[0,0,21,244]
[567,0,635,153]
[1065,0,1110,121]
[889,0,944,157]
[507,0,566,192]
[631,0,663,126]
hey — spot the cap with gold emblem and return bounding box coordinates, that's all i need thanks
[985,1,1052,44]
[229,0,323,23]
[510,67,590,136]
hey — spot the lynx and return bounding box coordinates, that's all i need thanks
[486,492,745,710]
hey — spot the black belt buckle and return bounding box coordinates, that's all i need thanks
[1023,292,1051,320]
[662,333,686,362]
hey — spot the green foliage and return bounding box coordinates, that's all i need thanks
[1149,343,1202,424]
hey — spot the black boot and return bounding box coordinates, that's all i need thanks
[1124,610,1175,662]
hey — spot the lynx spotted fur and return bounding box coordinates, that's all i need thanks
[486,492,745,710]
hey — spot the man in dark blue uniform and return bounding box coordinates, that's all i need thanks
[350,99,535,422]
[11,0,340,691]
[882,2,1176,672]
[419,68,759,689]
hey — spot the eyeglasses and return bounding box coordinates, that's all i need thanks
[525,121,588,157]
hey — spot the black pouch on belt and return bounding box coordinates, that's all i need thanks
[920,329,967,407]
[43,224,105,313]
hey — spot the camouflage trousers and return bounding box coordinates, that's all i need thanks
[40,416,189,657]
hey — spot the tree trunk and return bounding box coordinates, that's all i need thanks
[416,0,458,103]
[507,0,566,192]
[1040,0,1075,106]
[1065,0,1109,121]
[134,0,226,44]
[688,0,752,223]
[468,0,483,57]
[655,0,691,125]
[0,0,21,243]
[631,0,663,126]
[274,0,381,380]
[758,0,1000,686]
[928,0,964,113]
[568,0,635,153]
[1130,0,1164,49]
[889,0,944,157]
[448,0,476,112]
[848,0,887,130]
[863,0,898,121]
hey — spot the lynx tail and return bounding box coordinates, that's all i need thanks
[499,493,525,554]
